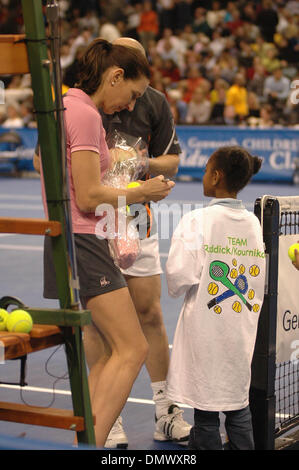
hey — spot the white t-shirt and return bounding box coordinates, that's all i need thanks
[166,199,266,412]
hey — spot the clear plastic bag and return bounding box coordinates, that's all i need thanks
[101,131,149,270]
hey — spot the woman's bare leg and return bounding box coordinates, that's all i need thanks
[83,287,148,447]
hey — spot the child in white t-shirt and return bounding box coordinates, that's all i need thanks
[166,146,265,450]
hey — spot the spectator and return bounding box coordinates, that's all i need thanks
[2,102,23,128]
[241,2,257,24]
[123,3,142,40]
[257,0,279,43]
[222,104,238,126]
[161,58,181,86]
[285,0,299,16]
[19,99,36,128]
[156,27,186,71]
[77,9,100,36]
[174,0,193,33]
[258,104,275,127]
[158,36,181,65]
[157,0,175,32]
[60,41,75,71]
[277,34,299,66]
[209,78,229,125]
[185,87,212,124]
[248,61,267,100]
[263,67,291,105]
[226,73,249,120]
[192,7,212,38]
[181,65,204,103]
[209,30,226,58]
[137,1,159,50]
[167,88,188,123]
[69,26,94,57]
[226,8,244,35]
[261,46,284,74]
[247,91,261,119]
[210,78,229,107]
[206,1,225,29]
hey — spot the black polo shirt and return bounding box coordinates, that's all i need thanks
[100,86,181,159]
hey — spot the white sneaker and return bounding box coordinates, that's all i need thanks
[104,416,128,449]
[154,404,191,446]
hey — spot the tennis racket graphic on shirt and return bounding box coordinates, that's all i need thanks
[209,261,253,311]
[208,274,248,309]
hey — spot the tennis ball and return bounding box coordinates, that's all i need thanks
[230,268,238,279]
[126,182,141,214]
[208,282,219,295]
[0,309,9,331]
[232,301,242,313]
[288,243,299,262]
[6,309,33,334]
[248,289,255,300]
[253,304,260,313]
[214,305,222,314]
[127,182,141,189]
[239,264,245,275]
[249,265,260,277]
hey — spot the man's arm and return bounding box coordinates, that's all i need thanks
[147,90,181,177]
[148,154,179,177]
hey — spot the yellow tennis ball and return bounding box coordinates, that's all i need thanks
[127,182,141,189]
[239,264,245,274]
[232,301,242,313]
[214,305,222,314]
[288,243,299,262]
[0,309,9,331]
[127,182,141,214]
[248,289,255,300]
[230,268,238,279]
[6,309,33,334]
[208,282,219,295]
[253,304,260,313]
[249,265,260,277]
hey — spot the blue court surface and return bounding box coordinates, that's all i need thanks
[0,176,298,450]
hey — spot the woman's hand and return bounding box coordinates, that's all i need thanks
[138,175,175,202]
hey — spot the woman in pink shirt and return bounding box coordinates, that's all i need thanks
[35,38,174,447]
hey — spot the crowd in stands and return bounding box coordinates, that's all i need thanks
[0,0,298,128]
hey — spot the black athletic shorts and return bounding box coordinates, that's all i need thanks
[43,233,127,299]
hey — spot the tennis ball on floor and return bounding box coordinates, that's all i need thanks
[0,309,9,331]
[288,243,299,262]
[6,309,33,334]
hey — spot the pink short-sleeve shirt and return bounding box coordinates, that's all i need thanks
[41,88,110,234]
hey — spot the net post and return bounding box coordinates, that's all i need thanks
[249,197,279,450]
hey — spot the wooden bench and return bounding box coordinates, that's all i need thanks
[0,324,95,432]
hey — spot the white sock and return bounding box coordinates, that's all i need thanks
[151,381,173,419]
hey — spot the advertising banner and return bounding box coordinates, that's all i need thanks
[1,126,299,183]
[176,126,299,183]
[277,234,299,364]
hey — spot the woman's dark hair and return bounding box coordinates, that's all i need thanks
[212,146,262,193]
[76,38,150,95]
